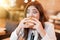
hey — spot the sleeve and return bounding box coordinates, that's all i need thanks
[41,22,57,40]
[41,34,51,40]
[10,30,18,40]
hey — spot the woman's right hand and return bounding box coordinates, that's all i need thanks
[16,18,35,35]
[16,18,29,35]
[18,18,34,28]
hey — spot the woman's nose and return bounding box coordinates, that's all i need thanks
[29,13,33,17]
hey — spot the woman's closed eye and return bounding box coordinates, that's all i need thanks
[33,11,38,14]
[27,10,30,14]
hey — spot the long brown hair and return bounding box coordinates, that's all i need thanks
[24,1,48,40]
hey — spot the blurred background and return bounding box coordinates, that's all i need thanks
[0,0,60,40]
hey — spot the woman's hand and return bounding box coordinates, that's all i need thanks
[18,18,34,28]
[17,17,46,37]
[26,18,43,31]
[26,18,46,37]
[16,18,34,35]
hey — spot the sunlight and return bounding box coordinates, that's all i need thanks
[0,0,16,9]
[24,0,28,3]
[0,0,9,8]
[31,0,35,2]
[9,0,16,7]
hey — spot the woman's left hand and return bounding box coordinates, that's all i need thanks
[26,18,43,32]
[31,18,44,33]
[27,18,46,37]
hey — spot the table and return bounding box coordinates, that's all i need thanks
[49,15,60,23]
[0,28,6,36]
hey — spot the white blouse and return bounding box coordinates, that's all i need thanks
[10,22,57,40]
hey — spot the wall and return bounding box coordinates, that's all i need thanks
[0,7,8,18]
[37,0,60,15]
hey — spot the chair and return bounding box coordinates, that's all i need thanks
[0,20,19,39]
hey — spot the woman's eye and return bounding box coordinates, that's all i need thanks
[33,11,38,14]
[27,10,30,14]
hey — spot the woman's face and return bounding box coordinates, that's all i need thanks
[26,6,40,20]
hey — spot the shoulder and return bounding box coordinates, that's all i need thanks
[44,22,54,29]
[44,22,54,26]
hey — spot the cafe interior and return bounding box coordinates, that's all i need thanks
[0,0,60,40]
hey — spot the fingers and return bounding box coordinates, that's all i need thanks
[23,20,35,28]
[19,18,34,28]
[19,17,41,29]
[21,18,37,25]
[21,17,39,24]
[21,18,29,22]
[31,18,40,23]
[24,23,34,28]
[25,20,37,25]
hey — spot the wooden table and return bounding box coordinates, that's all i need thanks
[0,28,6,36]
[49,15,60,29]
[49,15,60,23]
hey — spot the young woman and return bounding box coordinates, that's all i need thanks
[10,1,57,40]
